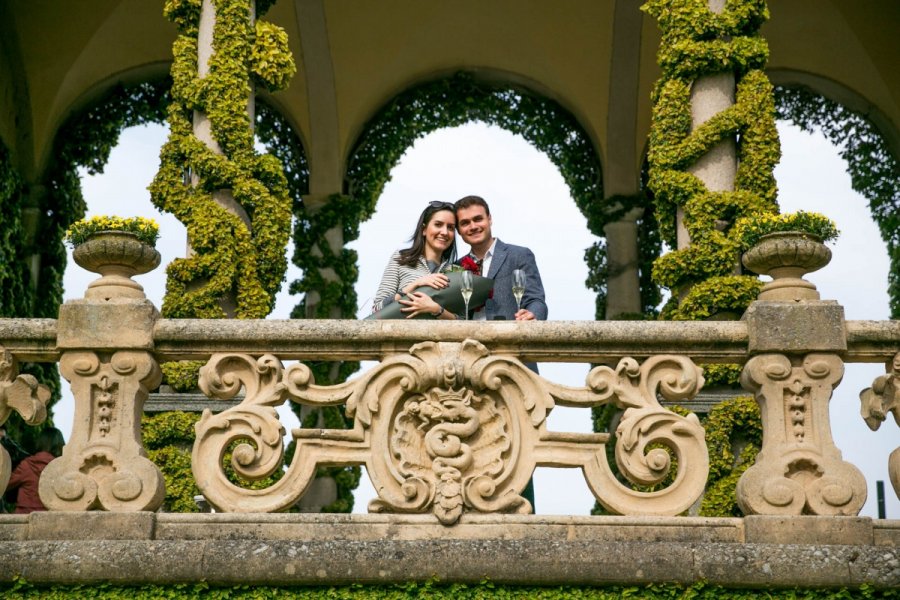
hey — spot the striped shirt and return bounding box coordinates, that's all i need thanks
[372,251,451,312]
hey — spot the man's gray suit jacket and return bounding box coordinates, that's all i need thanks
[481,239,548,321]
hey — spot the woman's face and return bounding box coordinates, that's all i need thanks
[422,209,456,254]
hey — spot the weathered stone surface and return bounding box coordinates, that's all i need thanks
[745,301,846,354]
[738,353,867,516]
[153,514,742,544]
[875,521,900,547]
[0,514,897,587]
[694,542,897,588]
[744,515,873,545]
[57,300,158,350]
[28,511,155,540]
[192,349,708,521]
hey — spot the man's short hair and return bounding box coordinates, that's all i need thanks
[454,195,491,215]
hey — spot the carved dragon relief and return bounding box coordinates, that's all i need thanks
[859,351,900,500]
[193,340,709,523]
[738,353,867,515]
[0,346,51,492]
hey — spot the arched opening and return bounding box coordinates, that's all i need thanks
[350,122,600,514]
[343,72,609,514]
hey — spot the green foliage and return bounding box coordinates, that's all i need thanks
[775,85,900,318]
[65,216,160,247]
[3,579,897,599]
[151,0,294,321]
[699,395,762,517]
[644,0,779,318]
[732,210,839,251]
[341,71,663,321]
[143,412,202,512]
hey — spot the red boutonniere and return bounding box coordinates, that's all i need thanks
[460,256,480,274]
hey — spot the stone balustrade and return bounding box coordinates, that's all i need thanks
[0,231,898,588]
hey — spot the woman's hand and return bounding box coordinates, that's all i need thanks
[399,291,445,319]
[402,273,448,295]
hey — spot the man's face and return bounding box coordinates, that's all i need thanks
[455,204,493,247]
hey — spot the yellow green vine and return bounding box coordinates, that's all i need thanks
[150,0,295,322]
[644,0,780,388]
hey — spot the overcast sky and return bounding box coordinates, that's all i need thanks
[61,120,898,518]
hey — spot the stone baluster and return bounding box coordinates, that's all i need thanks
[737,234,866,515]
[40,231,165,511]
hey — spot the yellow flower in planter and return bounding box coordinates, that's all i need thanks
[733,211,839,251]
[65,215,160,247]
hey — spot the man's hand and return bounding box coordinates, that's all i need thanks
[514,308,536,321]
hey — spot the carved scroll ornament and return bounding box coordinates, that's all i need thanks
[859,351,900,499]
[738,353,867,515]
[193,341,708,523]
[0,347,50,491]
[39,351,164,511]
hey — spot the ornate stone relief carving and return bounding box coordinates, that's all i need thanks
[859,351,900,499]
[193,340,709,523]
[39,351,164,511]
[738,353,867,515]
[0,346,50,491]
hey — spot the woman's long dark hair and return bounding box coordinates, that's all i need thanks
[397,201,457,267]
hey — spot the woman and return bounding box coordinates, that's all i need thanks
[6,427,65,514]
[372,201,459,319]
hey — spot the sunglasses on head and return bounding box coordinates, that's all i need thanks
[427,201,455,211]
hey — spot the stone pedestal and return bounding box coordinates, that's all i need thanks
[41,232,165,511]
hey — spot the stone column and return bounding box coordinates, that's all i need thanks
[603,209,643,318]
[299,193,346,320]
[678,0,736,250]
[294,193,348,511]
[41,232,165,511]
[189,0,255,317]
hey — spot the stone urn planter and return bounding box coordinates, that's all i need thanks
[72,231,161,300]
[741,231,831,302]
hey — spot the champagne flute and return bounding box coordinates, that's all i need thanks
[461,270,474,320]
[512,269,526,311]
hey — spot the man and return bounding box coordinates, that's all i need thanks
[454,195,546,510]
[454,195,548,322]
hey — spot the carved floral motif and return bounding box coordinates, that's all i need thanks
[859,352,900,500]
[738,353,867,515]
[193,341,709,523]
[0,346,50,491]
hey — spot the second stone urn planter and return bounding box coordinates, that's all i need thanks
[741,231,831,302]
[72,231,161,300]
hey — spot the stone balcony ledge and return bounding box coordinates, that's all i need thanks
[0,514,897,588]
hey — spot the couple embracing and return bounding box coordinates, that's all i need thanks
[372,195,548,322]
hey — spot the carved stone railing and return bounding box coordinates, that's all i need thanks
[0,232,899,521]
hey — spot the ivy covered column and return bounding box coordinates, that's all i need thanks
[678,0,738,250]
[644,0,781,516]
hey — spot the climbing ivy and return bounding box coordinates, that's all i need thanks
[151,0,295,321]
[775,85,900,318]
[643,0,779,330]
[338,71,614,317]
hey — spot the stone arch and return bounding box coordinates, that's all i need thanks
[344,71,603,228]
[329,71,640,320]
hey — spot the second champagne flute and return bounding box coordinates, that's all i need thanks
[461,270,474,320]
[512,269,526,311]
